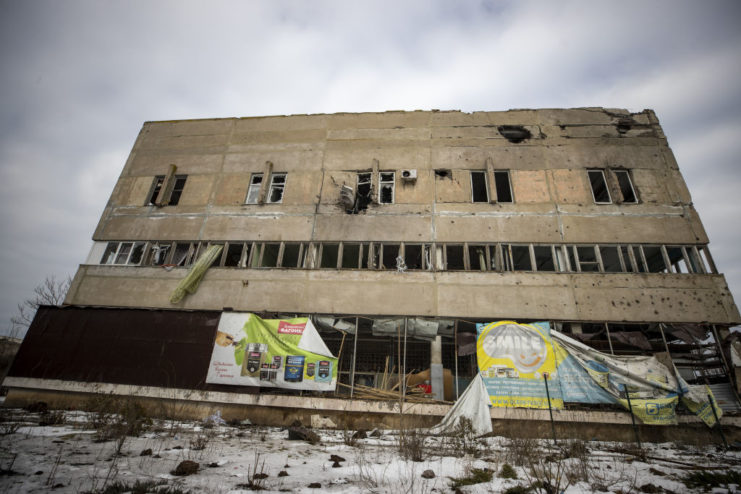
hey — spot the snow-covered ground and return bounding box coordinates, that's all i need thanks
[1,405,740,493]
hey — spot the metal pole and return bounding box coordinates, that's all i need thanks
[604,322,614,355]
[454,320,460,400]
[543,373,557,446]
[624,389,641,449]
[658,323,671,354]
[708,393,728,449]
[350,317,358,398]
[402,318,407,397]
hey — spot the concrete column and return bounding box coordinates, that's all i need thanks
[430,335,444,401]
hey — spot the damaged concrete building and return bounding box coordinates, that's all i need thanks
[5,108,741,440]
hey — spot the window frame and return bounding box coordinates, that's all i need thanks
[245,173,264,204]
[493,170,513,203]
[267,172,287,204]
[470,171,489,203]
[614,169,638,204]
[378,172,395,204]
[587,169,612,204]
[100,241,146,266]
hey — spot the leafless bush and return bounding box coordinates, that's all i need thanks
[440,417,489,457]
[506,437,538,466]
[398,428,425,462]
[525,454,572,494]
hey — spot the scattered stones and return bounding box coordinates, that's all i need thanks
[283,464,290,468]
[352,429,368,440]
[308,482,321,488]
[369,429,381,438]
[253,473,268,480]
[140,449,152,456]
[287,426,320,444]
[422,469,435,479]
[329,454,346,463]
[332,461,342,468]
[648,467,665,476]
[172,445,183,450]
[171,460,199,476]
[278,470,289,477]
[207,462,219,468]
[153,454,161,459]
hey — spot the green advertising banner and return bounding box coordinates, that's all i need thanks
[206,313,337,391]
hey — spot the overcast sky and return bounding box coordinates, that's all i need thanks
[1,1,740,337]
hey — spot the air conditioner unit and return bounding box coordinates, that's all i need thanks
[400,169,417,182]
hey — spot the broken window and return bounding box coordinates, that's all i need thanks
[470,171,489,203]
[149,242,171,266]
[379,172,395,204]
[259,243,281,267]
[148,176,164,205]
[575,246,600,272]
[511,245,532,271]
[494,170,513,203]
[380,244,400,270]
[366,243,380,269]
[666,246,689,274]
[642,246,667,273]
[614,170,638,204]
[267,173,286,203]
[172,242,197,266]
[223,242,246,267]
[620,246,640,273]
[245,174,263,204]
[100,242,145,265]
[404,244,424,270]
[468,245,489,271]
[148,174,187,206]
[533,245,555,271]
[353,173,373,212]
[320,243,340,269]
[600,246,622,273]
[208,243,225,267]
[587,169,611,204]
[445,244,465,270]
[282,243,302,268]
[169,176,187,205]
[341,243,361,269]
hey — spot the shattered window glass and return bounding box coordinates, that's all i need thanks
[128,242,145,265]
[666,246,688,273]
[341,243,360,269]
[381,244,400,270]
[405,244,423,270]
[379,172,394,204]
[101,242,118,265]
[115,243,133,265]
[642,246,667,273]
[245,174,263,204]
[267,173,286,203]
[260,243,281,267]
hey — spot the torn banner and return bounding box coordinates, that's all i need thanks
[475,320,721,426]
[206,313,337,391]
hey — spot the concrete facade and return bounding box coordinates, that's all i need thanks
[66,108,739,326]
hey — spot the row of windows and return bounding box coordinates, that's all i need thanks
[97,240,715,275]
[145,168,636,206]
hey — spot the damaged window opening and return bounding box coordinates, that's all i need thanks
[511,245,532,271]
[642,246,667,273]
[101,241,145,266]
[282,243,302,268]
[341,243,361,269]
[169,176,187,205]
[367,243,379,269]
[380,244,400,270]
[245,174,263,204]
[404,244,424,270]
[666,246,689,274]
[468,245,488,271]
[614,170,638,204]
[148,176,164,205]
[620,246,639,273]
[354,173,372,212]
[149,242,171,266]
[497,125,532,143]
[470,171,488,203]
[224,243,246,267]
[320,243,340,269]
[267,173,286,204]
[494,170,513,203]
[434,169,451,178]
[576,246,600,272]
[172,242,196,267]
[260,243,281,267]
[445,244,465,270]
[533,245,555,271]
[588,169,612,204]
[600,246,622,273]
[379,172,395,204]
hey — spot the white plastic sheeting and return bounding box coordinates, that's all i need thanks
[429,373,492,436]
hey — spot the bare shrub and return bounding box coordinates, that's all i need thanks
[506,437,538,466]
[441,417,489,457]
[525,454,572,494]
[398,428,425,462]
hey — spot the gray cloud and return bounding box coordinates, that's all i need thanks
[2,0,740,334]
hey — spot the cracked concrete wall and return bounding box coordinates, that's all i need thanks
[76,108,740,324]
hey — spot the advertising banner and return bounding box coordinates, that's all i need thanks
[206,313,337,391]
[476,321,563,409]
